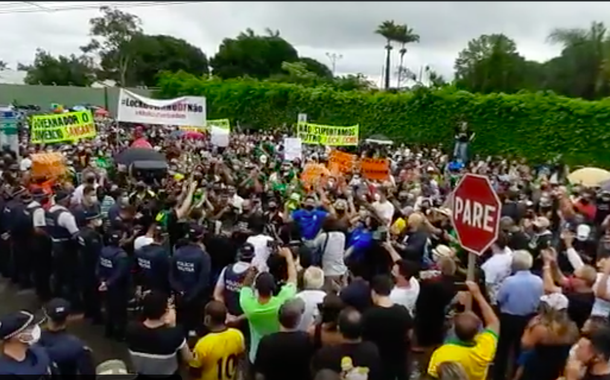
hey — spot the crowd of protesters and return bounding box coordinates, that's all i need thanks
[0,114,609,380]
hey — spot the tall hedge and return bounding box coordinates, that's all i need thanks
[157,71,610,167]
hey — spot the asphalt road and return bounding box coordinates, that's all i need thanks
[0,278,131,367]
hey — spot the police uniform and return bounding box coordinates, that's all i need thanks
[97,230,130,340]
[0,310,56,377]
[170,225,211,336]
[5,186,29,287]
[28,189,53,301]
[38,298,95,375]
[134,226,171,294]
[77,210,104,323]
[218,243,255,317]
[45,190,80,307]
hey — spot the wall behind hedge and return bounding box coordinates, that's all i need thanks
[157,71,610,167]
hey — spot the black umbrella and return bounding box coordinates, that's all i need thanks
[114,148,166,166]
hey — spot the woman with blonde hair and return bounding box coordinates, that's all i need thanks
[516,293,579,380]
[437,361,469,380]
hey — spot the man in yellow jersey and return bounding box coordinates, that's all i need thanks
[427,281,499,380]
[190,301,245,380]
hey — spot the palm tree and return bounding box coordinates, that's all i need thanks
[394,24,420,87]
[375,20,399,89]
[547,21,610,98]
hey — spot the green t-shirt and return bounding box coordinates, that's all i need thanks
[239,283,297,362]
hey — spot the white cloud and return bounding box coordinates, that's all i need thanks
[0,1,601,83]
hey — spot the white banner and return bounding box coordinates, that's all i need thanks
[284,137,302,161]
[117,89,206,127]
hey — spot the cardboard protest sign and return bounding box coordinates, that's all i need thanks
[361,158,390,181]
[328,150,357,175]
[300,163,330,188]
[31,152,67,180]
[284,138,302,161]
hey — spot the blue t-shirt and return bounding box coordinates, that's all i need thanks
[291,208,328,240]
[348,226,372,260]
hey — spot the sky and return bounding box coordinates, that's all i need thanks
[0,1,606,86]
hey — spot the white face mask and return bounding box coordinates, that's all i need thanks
[93,219,103,227]
[18,325,41,345]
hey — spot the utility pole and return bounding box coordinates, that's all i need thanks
[325,52,343,76]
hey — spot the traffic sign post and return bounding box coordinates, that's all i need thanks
[450,173,501,309]
[0,108,19,161]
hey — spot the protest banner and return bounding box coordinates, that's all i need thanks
[207,119,230,131]
[301,163,330,188]
[30,110,96,144]
[284,138,302,161]
[210,126,229,147]
[117,89,206,127]
[297,122,359,146]
[328,150,357,175]
[361,158,390,181]
[178,126,202,132]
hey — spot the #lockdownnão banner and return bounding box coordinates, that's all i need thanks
[117,89,207,127]
[30,110,97,144]
[297,122,359,146]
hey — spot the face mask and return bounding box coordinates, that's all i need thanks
[88,196,98,204]
[120,196,129,205]
[93,219,103,227]
[18,325,41,345]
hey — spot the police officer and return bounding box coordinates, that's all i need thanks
[0,310,56,377]
[135,224,171,294]
[77,210,104,324]
[213,242,255,319]
[45,190,81,308]
[97,229,130,341]
[28,188,52,301]
[9,188,36,289]
[38,298,95,375]
[170,224,211,336]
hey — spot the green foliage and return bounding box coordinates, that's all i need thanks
[158,72,610,167]
[21,49,95,86]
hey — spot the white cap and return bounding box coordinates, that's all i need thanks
[540,293,569,311]
[577,224,591,242]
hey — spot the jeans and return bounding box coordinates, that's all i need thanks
[453,141,468,162]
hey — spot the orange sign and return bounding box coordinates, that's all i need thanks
[31,152,67,180]
[328,150,357,175]
[361,158,390,181]
[301,163,330,188]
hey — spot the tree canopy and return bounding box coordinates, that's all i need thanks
[13,6,610,100]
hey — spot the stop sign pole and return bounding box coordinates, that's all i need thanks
[450,173,501,310]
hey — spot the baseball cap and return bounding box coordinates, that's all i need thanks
[533,216,551,229]
[54,189,72,202]
[237,243,255,262]
[187,224,205,239]
[577,224,591,242]
[0,310,35,340]
[540,293,569,311]
[44,298,71,321]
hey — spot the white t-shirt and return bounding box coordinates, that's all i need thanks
[20,157,32,171]
[591,273,610,317]
[315,231,347,276]
[389,277,420,315]
[295,289,327,331]
[134,236,154,251]
[246,234,274,272]
[372,200,395,225]
[481,247,514,303]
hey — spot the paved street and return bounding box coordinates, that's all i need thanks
[0,278,131,367]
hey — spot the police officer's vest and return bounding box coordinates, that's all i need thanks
[45,208,72,241]
[98,246,122,282]
[223,263,249,315]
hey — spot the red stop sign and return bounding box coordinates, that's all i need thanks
[450,173,501,255]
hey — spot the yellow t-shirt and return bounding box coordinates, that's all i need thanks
[427,329,498,380]
[190,328,246,380]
